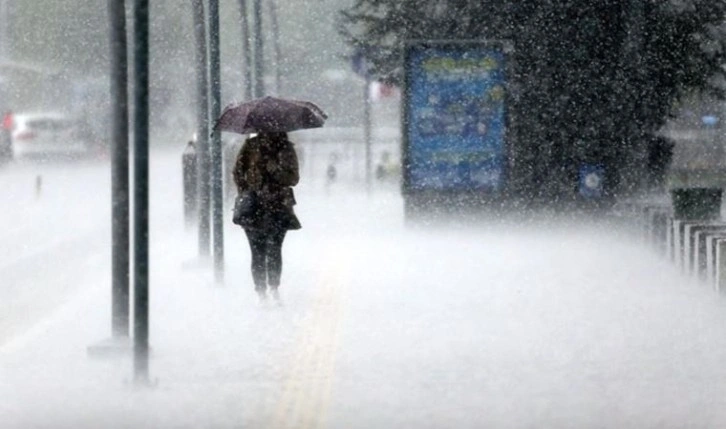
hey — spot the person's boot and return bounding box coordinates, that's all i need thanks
[256,286,267,303]
[269,286,281,304]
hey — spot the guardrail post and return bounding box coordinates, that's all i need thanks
[717,239,726,293]
[694,226,726,279]
[705,234,726,286]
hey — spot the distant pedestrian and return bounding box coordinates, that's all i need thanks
[326,152,338,185]
[233,131,301,302]
[0,110,12,162]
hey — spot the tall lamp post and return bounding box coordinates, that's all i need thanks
[132,0,150,384]
[192,0,211,258]
[238,0,253,101]
[88,0,131,356]
[0,0,9,61]
[87,0,132,359]
[208,0,224,283]
[269,0,281,95]
[108,0,130,340]
[252,0,264,97]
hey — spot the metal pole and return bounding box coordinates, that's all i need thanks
[0,0,8,60]
[182,140,198,228]
[238,0,253,101]
[192,0,211,257]
[268,0,281,95]
[132,0,150,384]
[252,0,264,97]
[108,0,130,339]
[208,0,224,283]
[364,75,372,191]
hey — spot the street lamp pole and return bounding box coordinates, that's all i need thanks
[132,0,150,384]
[252,0,264,97]
[192,0,211,258]
[268,0,281,95]
[0,0,8,61]
[208,0,224,283]
[87,0,132,359]
[364,74,372,191]
[108,0,130,339]
[238,0,253,101]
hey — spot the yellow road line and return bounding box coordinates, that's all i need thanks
[268,243,349,429]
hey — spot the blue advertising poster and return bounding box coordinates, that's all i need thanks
[404,42,507,192]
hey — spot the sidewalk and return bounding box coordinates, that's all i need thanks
[4,183,726,428]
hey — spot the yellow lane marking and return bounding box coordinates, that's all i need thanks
[269,243,349,429]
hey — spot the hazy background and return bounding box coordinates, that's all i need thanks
[0,0,384,144]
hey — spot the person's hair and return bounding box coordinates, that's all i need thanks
[266,131,288,141]
[258,131,288,147]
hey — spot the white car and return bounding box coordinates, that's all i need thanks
[11,113,97,159]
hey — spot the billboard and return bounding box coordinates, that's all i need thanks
[402,41,509,193]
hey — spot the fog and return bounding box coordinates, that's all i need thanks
[0,0,363,144]
[1,147,726,428]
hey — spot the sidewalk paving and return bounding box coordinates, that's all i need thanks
[4,181,726,428]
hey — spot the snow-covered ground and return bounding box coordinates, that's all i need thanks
[2,147,726,428]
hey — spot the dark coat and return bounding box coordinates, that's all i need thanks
[233,134,301,231]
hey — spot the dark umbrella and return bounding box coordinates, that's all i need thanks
[214,96,327,135]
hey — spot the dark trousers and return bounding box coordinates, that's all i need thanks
[244,228,287,291]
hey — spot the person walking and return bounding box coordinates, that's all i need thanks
[233,131,301,302]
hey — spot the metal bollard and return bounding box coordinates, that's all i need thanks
[678,222,703,273]
[683,223,726,277]
[35,175,42,199]
[694,227,726,280]
[182,140,198,228]
[673,220,694,272]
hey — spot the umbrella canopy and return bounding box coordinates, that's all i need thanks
[214,96,328,135]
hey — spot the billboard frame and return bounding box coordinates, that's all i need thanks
[401,39,514,214]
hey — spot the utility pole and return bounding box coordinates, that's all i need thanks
[268,0,281,95]
[364,74,372,191]
[108,0,130,339]
[208,0,224,283]
[192,0,211,258]
[252,0,264,97]
[132,0,151,385]
[0,0,8,61]
[88,0,132,359]
[238,0,253,101]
